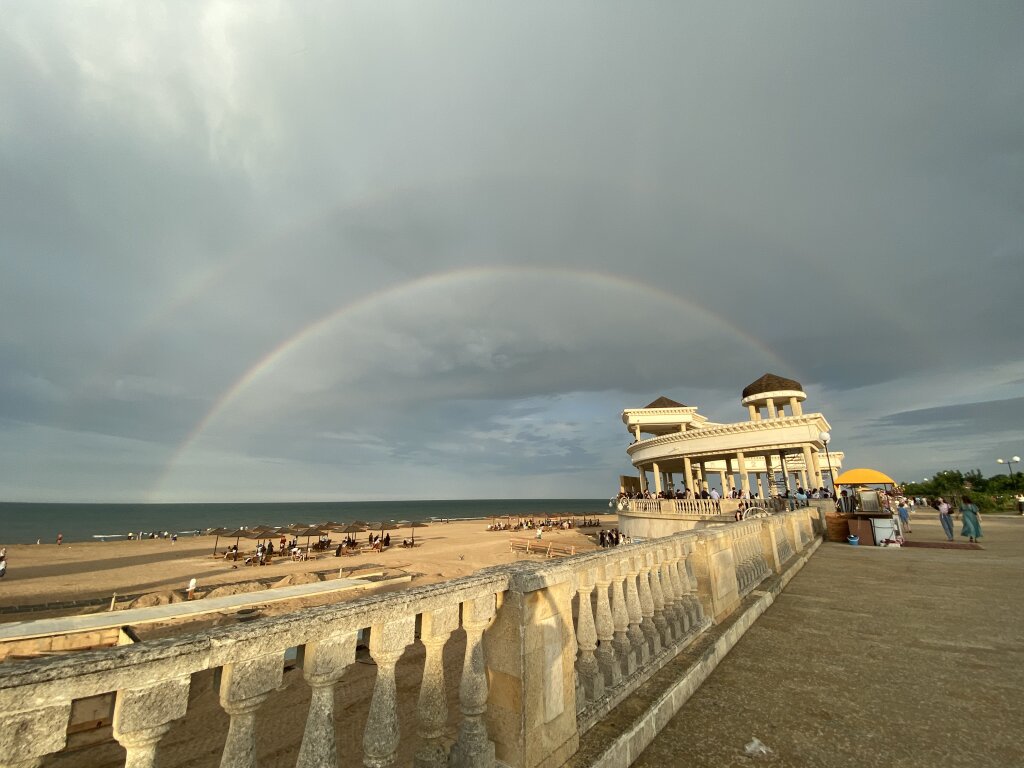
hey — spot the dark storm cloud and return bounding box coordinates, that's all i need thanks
[872,397,1024,441]
[1,2,1022,499]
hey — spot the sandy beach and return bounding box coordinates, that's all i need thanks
[0,516,614,768]
[0,517,613,614]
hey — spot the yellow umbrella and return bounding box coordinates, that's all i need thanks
[834,468,896,485]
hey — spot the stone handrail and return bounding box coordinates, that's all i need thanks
[0,507,820,768]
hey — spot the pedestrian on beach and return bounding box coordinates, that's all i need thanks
[897,500,911,533]
[0,554,6,578]
[959,495,983,543]
[935,497,954,541]
[56,532,63,546]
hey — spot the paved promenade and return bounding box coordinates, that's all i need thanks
[632,515,1024,768]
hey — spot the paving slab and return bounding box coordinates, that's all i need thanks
[630,516,1024,768]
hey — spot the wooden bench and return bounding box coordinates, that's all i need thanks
[509,538,576,558]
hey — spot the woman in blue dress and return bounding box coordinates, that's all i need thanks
[959,495,983,543]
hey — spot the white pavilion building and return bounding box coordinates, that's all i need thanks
[621,374,844,500]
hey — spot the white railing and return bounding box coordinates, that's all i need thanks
[0,508,819,768]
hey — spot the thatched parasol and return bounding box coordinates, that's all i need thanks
[207,527,232,555]
[292,526,327,550]
[221,528,257,558]
[405,520,428,544]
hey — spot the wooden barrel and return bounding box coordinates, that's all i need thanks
[825,512,852,542]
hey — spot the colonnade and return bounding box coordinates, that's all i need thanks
[639,445,831,497]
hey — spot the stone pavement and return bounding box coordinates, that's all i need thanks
[630,515,1024,768]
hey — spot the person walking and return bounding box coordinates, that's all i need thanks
[1016,493,1024,515]
[897,499,912,533]
[936,497,954,541]
[959,495,983,543]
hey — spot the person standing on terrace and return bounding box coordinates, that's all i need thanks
[959,496,983,543]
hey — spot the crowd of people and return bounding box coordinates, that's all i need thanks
[598,528,631,547]
[486,517,600,532]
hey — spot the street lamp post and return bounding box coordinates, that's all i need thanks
[819,431,836,497]
[997,456,1021,488]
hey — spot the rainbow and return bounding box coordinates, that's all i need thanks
[150,265,799,499]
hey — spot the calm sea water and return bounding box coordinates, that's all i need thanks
[0,499,610,544]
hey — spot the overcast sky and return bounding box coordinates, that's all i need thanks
[1,2,1022,502]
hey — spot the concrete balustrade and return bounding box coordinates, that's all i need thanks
[0,509,819,768]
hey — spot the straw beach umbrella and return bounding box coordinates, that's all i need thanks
[406,520,428,545]
[207,527,231,556]
[292,526,327,551]
[221,528,255,559]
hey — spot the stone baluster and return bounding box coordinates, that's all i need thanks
[688,549,707,625]
[656,547,681,642]
[667,541,690,635]
[592,564,622,688]
[449,594,497,768]
[363,616,416,768]
[606,561,630,675]
[414,605,460,768]
[0,704,72,768]
[298,633,357,768]
[636,555,662,657]
[646,552,670,649]
[675,540,700,630]
[623,558,649,665]
[573,570,604,703]
[218,653,284,768]
[113,677,191,768]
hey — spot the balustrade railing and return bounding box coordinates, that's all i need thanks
[620,498,724,516]
[0,507,819,768]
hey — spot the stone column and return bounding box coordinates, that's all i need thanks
[572,572,604,704]
[609,563,636,676]
[791,397,802,416]
[114,677,191,768]
[450,595,497,768]
[592,566,621,688]
[747,404,757,420]
[0,705,71,768]
[484,572,579,768]
[635,555,661,657]
[766,398,777,419]
[758,519,783,574]
[622,559,648,666]
[414,606,460,768]
[364,616,416,768]
[717,470,727,496]
[218,654,284,768]
[691,530,740,623]
[652,463,662,495]
[736,451,748,494]
[810,449,823,489]
[683,457,693,493]
[296,634,357,768]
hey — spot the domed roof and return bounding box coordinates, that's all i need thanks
[742,373,803,399]
[643,396,688,409]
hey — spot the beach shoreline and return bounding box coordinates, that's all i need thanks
[0,516,616,614]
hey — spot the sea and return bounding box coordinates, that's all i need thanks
[0,499,611,545]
